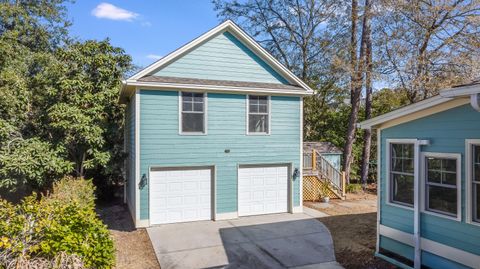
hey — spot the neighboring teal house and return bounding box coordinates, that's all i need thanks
[120,21,313,228]
[359,82,480,269]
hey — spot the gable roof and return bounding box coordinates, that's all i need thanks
[358,81,480,130]
[120,20,313,102]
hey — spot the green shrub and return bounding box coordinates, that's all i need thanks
[0,177,115,269]
[346,183,363,193]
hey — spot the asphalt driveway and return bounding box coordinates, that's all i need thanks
[147,207,343,269]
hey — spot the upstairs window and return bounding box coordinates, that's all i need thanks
[248,95,269,134]
[424,153,460,219]
[180,92,205,134]
[389,143,415,206]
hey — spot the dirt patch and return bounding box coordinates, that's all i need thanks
[306,192,397,269]
[97,201,160,269]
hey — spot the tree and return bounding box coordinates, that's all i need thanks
[0,0,73,192]
[342,0,372,183]
[376,0,480,103]
[360,0,373,187]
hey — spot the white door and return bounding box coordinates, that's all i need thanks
[238,165,289,216]
[149,168,212,225]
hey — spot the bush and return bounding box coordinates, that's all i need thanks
[0,177,115,269]
[346,183,363,194]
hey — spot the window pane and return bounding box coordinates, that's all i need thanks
[193,102,203,112]
[258,96,268,105]
[403,158,414,174]
[193,93,203,101]
[182,102,193,112]
[249,114,268,133]
[428,185,457,215]
[258,104,268,113]
[474,145,480,164]
[427,158,441,171]
[182,92,193,101]
[427,170,441,184]
[182,113,204,132]
[443,172,456,185]
[391,144,402,159]
[391,173,414,205]
[391,158,402,172]
[249,104,259,113]
[443,159,457,172]
[403,144,414,159]
[475,164,480,183]
[474,183,480,222]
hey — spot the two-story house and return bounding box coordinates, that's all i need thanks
[120,21,313,228]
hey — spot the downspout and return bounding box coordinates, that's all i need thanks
[471,93,480,112]
[414,139,430,269]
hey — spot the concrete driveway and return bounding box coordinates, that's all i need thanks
[147,207,343,269]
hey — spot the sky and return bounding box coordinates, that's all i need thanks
[66,1,220,68]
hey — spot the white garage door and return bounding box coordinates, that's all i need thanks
[238,165,289,216]
[149,168,212,225]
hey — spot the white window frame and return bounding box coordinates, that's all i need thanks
[386,139,417,210]
[420,152,461,221]
[178,91,207,135]
[466,139,480,226]
[246,95,271,135]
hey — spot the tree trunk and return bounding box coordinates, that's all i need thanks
[343,0,371,184]
[360,2,373,188]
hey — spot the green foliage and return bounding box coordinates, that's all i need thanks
[346,183,363,194]
[0,177,115,269]
[0,1,132,194]
[0,138,72,191]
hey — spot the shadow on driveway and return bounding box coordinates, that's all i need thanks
[148,213,343,269]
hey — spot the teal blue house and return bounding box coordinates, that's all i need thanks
[359,82,480,269]
[120,21,313,228]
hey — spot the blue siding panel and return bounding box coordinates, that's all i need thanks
[138,90,301,220]
[125,96,136,218]
[379,236,471,269]
[380,104,480,265]
[153,31,289,84]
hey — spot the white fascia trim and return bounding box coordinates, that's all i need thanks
[215,212,238,220]
[440,84,480,98]
[126,20,313,94]
[358,96,452,130]
[466,139,480,226]
[124,81,312,96]
[379,225,480,268]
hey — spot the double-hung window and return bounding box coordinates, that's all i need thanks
[180,92,206,134]
[248,95,269,134]
[468,141,480,223]
[389,142,415,206]
[424,153,460,219]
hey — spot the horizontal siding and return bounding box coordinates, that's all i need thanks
[379,236,470,269]
[138,90,301,220]
[153,31,289,84]
[380,104,480,261]
[126,95,136,219]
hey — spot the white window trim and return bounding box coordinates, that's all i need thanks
[385,139,417,210]
[466,139,480,226]
[178,91,208,135]
[420,152,462,222]
[246,95,271,135]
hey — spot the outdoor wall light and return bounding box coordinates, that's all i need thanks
[293,168,300,179]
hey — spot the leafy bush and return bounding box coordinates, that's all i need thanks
[346,183,363,194]
[0,177,115,269]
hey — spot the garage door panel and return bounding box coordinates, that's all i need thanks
[150,168,212,225]
[238,165,289,217]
